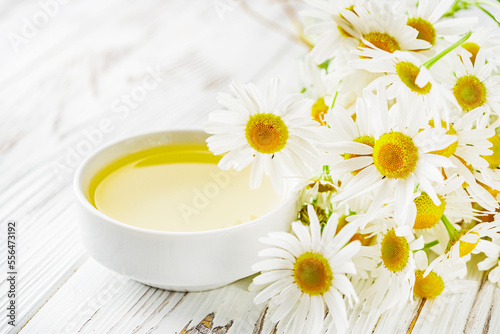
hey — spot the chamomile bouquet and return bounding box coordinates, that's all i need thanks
[205,0,500,332]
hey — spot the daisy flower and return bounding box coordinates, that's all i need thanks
[204,79,320,192]
[405,0,477,47]
[443,48,500,121]
[412,175,476,231]
[301,0,365,64]
[431,110,499,211]
[358,221,424,313]
[458,27,500,65]
[251,205,361,334]
[412,175,492,259]
[413,251,476,300]
[444,218,500,265]
[350,49,453,112]
[339,3,431,55]
[298,55,340,125]
[327,87,456,228]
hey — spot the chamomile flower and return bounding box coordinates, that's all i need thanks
[301,0,364,64]
[413,251,476,300]
[340,3,431,54]
[443,48,500,120]
[431,108,494,168]
[327,87,456,228]
[458,27,500,65]
[446,220,500,264]
[358,221,424,313]
[298,55,340,125]
[350,50,452,112]
[205,79,320,192]
[251,206,360,334]
[412,175,476,231]
[405,0,477,47]
[431,111,499,211]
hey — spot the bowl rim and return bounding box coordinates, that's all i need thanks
[74,128,296,237]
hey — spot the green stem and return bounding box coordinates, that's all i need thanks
[422,240,439,251]
[477,0,500,10]
[441,215,460,241]
[422,31,472,69]
[331,80,342,110]
[444,1,469,17]
[476,3,500,27]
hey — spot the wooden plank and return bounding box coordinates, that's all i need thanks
[464,276,497,333]
[19,259,253,333]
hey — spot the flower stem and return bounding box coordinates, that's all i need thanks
[422,31,472,69]
[441,215,460,241]
[477,0,500,11]
[444,0,471,17]
[330,80,342,110]
[422,240,439,251]
[331,90,339,109]
[476,3,500,27]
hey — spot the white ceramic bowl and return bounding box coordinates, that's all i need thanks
[74,129,298,291]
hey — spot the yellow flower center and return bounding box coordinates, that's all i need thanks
[361,32,401,53]
[453,75,487,111]
[293,252,333,296]
[413,193,446,229]
[381,229,410,272]
[311,97,329,125]
[245,114,289,154]
[414,270,445,299]
[461,42,480,65]
[481,134,500,168]
[395,61,432,95]
[407,18,436,46]
[373,132,418,179]
[428,121,458,157]
[459,231,480,257]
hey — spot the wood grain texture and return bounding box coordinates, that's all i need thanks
[0,0,498,333]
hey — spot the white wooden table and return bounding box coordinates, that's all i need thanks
[0,1,499,333]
